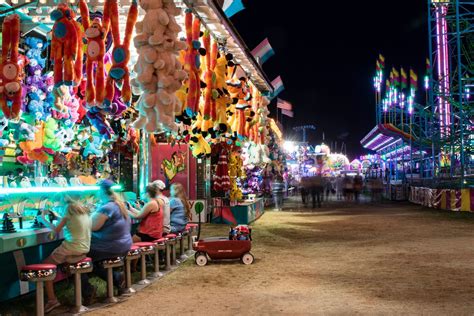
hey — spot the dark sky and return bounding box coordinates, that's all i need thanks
[231,0,428,159]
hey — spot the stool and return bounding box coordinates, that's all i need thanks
[152,238,166,278]
[123,246,140,295]
[180,230,189,259]
[166,234,177,266]
[20,264,57,316]
[186,224,199,255]
[98,257,124,303]
[134,242,155,285]
[178,232,187,260]
[66,257,93,313]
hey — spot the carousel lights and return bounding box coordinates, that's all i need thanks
[0,185,123,196]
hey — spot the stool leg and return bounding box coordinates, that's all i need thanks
[171,243,176,266]
[165,243,171,271]
[187,234,192,255]
[71,272,88,313]
[36,280,44,316]
[106,268,118,303]
[138,254,150,285]
[152,247,163,278]
[122,259,136,295]
[179,237,187,260]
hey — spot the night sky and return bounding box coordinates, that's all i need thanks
[231,0,428,159]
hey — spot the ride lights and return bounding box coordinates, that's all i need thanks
[408,96,414,115]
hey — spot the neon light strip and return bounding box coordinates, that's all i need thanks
[376,138,402,152]
[435,3,451,136]
[0,185,123,195]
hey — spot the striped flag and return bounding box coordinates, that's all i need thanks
[222,0,245,18]
[379,54,385,69]
[277,98,292,111]
[392,67,400,88]
[410,68,418,91]
[271,76,284,98]
[401,67,407,90]
[251,38,275,64]
[281,109,294,118]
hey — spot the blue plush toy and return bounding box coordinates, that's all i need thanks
[24,37,47,69]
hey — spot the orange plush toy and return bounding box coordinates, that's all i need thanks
[50,3,83,86]
[80,0,110,105]
[104,0,138,107]
[0,14,22,120]
[184,9,201,116]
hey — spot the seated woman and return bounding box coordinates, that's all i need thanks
[128,183,164,242]
[39,195,91,313]
[82,180,132,304]
[169,183,191,233]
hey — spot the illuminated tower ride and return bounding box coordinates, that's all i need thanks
[427,0,473,183]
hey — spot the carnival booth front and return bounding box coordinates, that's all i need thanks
[0,0,280,304]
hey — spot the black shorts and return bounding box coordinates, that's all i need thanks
[136,232,156,242]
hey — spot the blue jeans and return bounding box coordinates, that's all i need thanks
[81,249,127,298]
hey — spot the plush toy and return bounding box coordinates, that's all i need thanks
[43,117,61,152]
[183,10,202,115]
[51,85,70,118]
[83,134,104,158]
[199,31,216,136]
[50,3,83,86]
[80,0,110,105]
[55,125,74,153]
[0,114,10,147]
[104,0,138,107]
[24,37,47,68]
[132,0,184,133]
[86,108,114,140]
[0,14,22,119]
[189,133,211,158]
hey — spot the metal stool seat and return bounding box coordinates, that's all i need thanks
[20,264,57,316]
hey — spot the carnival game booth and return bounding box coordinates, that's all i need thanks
[0,0,283,310]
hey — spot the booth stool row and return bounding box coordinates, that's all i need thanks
[19,223,199,316]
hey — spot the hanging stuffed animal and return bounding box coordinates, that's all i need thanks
[0,14,22,119]
[104,0,138,107]
[79,0,110,105]
[183,9,202,116]
[50,3,83,86]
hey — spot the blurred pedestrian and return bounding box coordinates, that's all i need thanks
[310,175,324,208]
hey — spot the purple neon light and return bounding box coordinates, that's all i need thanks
[435,3,451,136]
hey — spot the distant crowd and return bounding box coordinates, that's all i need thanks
[298,174,384,208]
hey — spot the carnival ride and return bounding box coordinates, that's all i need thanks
[363,0,472,189]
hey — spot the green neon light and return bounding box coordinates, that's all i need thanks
[0,185,123,196]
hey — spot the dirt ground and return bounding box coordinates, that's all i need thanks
[90,200,474,316]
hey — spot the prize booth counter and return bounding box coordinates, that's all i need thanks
[0,184,141,302]
[211,197,265,225]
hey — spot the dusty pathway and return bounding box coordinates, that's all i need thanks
[91,202,474,315]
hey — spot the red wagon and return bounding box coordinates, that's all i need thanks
[192,225,254,266]
[193,238,253,266]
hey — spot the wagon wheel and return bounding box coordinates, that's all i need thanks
[241,252,254,265]
[195,252,208,266]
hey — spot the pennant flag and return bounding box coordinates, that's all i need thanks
[277,98,292,111]
[379,54,385,69]
[392,67,400,88]
[271,76,284,98]
[281,109,294,118]
[251,38,275,64]
[401,68,408,90]
[222,0,245,18]
[376,60,381,72]
[410,68,418,91]
[386,79,390,91]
